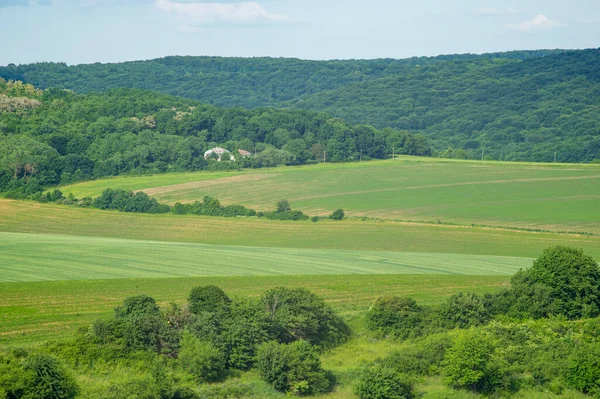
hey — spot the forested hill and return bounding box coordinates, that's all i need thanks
[0,50,561,109]
[1,49,599,163]
[0,80,429,195]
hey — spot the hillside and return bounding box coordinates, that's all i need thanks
[0,80,428,195]
[2,49,599,162]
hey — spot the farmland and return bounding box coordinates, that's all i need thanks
[61,157,600,234]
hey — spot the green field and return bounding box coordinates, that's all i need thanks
[61,158,600,234]
[0,232,532,282]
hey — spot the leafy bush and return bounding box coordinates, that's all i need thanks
[438,292,490,329]
[262,287,351,348]
[382,334,452,375]
[179,332,227,383]
[442,329,501,393]
[92,188,170,213]
[329,209,344,220]
[188,285,231,316]
[256,340,333,395]
[567,342,600,396]
[354,364,414,399]
[510,246,600,319]
[365,296,424,339]
[276,199,291,213]
[23,355,79,399]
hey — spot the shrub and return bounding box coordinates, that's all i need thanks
[179,332,227,383]
[382,334,452,375]
[262,287,350,348]
[366,296,424,339]
[442,329,501,393]
[256,340,333,395]
[188,285,231,315]
[276,199,291,213]
[354,364,414,399]
[23,355,79,399]
[329,209,344,220]
[438,292,490,329]
[510,246,600,319]
[96,377,160,399]
[567,342,600,396]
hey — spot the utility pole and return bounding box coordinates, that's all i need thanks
[554,152,557,163]
[323,150,326,163]
[481,148,484,161]
[360,149,363,162]
[392,147,395,159]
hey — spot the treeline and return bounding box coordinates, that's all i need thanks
[0,79,429,195]
[0,50,562,108]
[2,49,599,163]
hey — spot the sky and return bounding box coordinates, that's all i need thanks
[0,0,599,65]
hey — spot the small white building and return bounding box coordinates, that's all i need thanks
[204,147,235,162]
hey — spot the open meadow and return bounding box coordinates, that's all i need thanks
[61,157,600,234]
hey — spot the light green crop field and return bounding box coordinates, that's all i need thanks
[0,232,532,282]
[0,274,510,345]
[61,157,600,234]
[1,200,599,258]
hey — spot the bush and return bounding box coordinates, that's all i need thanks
[438,292,490,329]
[567,342,600,396]
[354,364,414,399]
[188,285,231,315]
[96,377,160,399]
[261,287,350,348]
[276,199,291,213]
[510,246,600,319]
[23,355,79,399]
[382,334,452,375]
[256,340,333,395]
[329,209,344,220]
[366,296,424,339]
[442,329,501,393]
[179,332,227,383]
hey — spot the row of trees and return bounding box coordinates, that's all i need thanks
[0,79,430,195]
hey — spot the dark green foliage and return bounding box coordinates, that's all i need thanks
[329,209,344,220]
[365,296,425,339]
[179,332,227,383]
[187,285,231,315]
[567,342,600,396]
[172,197,255,217]
[510,246,600,319]
[276,199,291,213]
[256,340,333,395]
[438,292,490,329]
[261,286,351,348]
[442,329,501,393]
[354,364,414,399]
[381,334,452,375]
[92,189,170,213]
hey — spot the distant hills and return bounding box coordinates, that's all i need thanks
[1,49,599,162]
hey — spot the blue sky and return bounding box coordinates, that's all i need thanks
[1,0,599,65]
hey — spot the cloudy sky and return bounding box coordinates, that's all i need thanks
[1,0,599,65]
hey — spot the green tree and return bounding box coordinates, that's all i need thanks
[179,332,227,383]
[188,285,231,316]
[354,364,414,399]
[329,209,344,220]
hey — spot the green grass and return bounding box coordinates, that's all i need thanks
[0,232,532,282]
[60,157,600,234]
[0,274,510,345]
[2,200,600,259]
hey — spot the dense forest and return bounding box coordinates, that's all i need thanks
[2,49,599,162]
[0,79,428,194]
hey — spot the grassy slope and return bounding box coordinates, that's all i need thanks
[61,158,600,234]
[0,274,510,345]
[2,200,599,259]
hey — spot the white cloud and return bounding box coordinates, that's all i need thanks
[508,14,562,32]
[155,0,291,30]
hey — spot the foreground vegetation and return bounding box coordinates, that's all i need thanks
[1,246,600,398]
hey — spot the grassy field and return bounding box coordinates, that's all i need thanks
[2,200,600,259]
[61,157,600,234]
[0,274,510,345]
